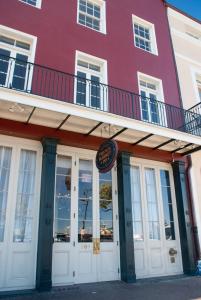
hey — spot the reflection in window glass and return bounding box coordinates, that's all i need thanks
[131,166,143,240]
[78,160,93,242]
[13,150,36,242]
[0,146,12,242]
[145,168,160,240]
[99,171,113,242]
[54,156,71,243]
[160,170,175,240]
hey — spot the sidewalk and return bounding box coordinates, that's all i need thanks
[1,276,201,300]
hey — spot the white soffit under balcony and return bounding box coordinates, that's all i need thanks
[0,88,201,156]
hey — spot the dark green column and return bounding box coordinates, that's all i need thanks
[117,152,136,283]
[172,161,196,274]
[36,138,58,291]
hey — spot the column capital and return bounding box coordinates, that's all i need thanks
[41,138,59,154]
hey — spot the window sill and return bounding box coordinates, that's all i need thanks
[77,22,107,35]
[134,44,158,56]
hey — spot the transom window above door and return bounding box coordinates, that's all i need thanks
[19,0,42,8]
[133,15,158,55]
[75,51,108,110]
[77,0,106,34]
[138,73,166,126]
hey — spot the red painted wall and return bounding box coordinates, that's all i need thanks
[0,0,181,107]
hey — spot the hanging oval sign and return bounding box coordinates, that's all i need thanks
[96,139,118,173]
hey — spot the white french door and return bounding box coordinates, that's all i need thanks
[52,147,120,285]
[0,136,41,291]
[130,159,183,279]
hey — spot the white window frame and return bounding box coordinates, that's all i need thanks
[75,50,108,110]
[137,72,166,126]
[77,0,106,34]
[132,15,158,56]
[0,25,37,91]
[19,0,42,9]
[190,67,201,104]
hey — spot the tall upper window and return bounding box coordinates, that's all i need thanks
[138,73,166,126]
[75,51,107,110]
[77,0,106,34]
[133,15,158,55]
[0,26,35,91]
[196,77,201,102]
[19,0,42,8]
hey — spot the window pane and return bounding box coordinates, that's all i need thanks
[54,156,71,243]
[134,22,151,52]
[0,147,12,242]
[76,71,86,105]
[12,54,28,90]
[21,0,37,7]
[13,150,36,243]
[131,166,143,240]
[99,171,113,242]
[141,91,149,121]
[160,170,175,240]
[90,75,100,108]
[145,168,160,240]
[16,40,30,50]
[78,160,93,242]
[150,93,159,124]
[0,48,10,86]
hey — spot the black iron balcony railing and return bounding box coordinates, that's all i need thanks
[0,55,201,137]
[188,102,201,115]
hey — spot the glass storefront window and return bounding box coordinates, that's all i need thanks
[54,156,71,243]
[99,170,113,242]
[160,170,175,240]
[13,150,36,243]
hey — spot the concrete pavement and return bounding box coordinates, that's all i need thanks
[1,276,201,300]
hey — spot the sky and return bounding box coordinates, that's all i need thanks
[167,0,201,21]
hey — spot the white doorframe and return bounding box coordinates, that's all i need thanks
[52,145,120,285]
[0,135,42,291]
[130,157,183,279]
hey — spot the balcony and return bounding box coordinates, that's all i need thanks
[0,55,201,155]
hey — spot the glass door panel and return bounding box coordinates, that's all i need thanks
[0,146,12,242]
[0,49,11,86]
[160,170,175,240]
[76,71,87,105]
[131,166,143,241]
[12,53,28,90]
[90,75,101,109]
[145,168,160,240]
[78,159,93,243]
[13,150,36,243]
[54,156,72,243]
[99,171,113,242]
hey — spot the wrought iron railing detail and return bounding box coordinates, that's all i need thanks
[0,55,201,137]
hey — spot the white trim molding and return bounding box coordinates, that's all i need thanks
[0,24,37,63]
[132,15,158,56]
[77,0,106,34]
